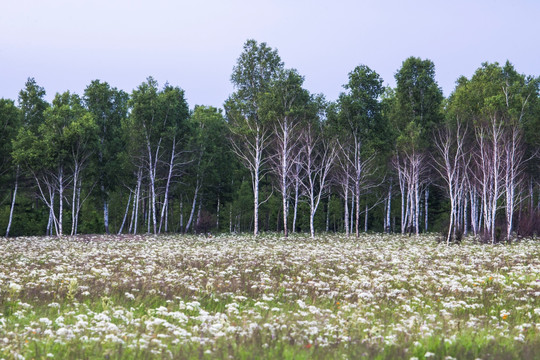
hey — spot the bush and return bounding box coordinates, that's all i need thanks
[194,210,216,234]
[515,209,540,238]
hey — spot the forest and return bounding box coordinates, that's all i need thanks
[0,39,539,242]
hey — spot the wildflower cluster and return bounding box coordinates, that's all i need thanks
[1,234,539,359]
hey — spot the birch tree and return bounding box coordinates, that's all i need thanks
[448,61,539,242]
[157,85,190,233]
[84,80,128,234]
[264,69,309,237]
[129,78,189,234]
[13,92,95,236]
[335,65,386,237]
[7,79,49,236]
[225,39,283,235]
[300,121,336,238]
[392,57,443,234]
[433,120,467,244]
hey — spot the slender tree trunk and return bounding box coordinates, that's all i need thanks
[133,168,142,234]
[470,188,478,235]
[282,181,288,237]
[293,179,299,233]
[98,138,110,234]
[118,192,132,234]
[478,199,483,232]
[504,127,523,241]
[355,179,360,238]
[5,166,19,237]
[457,193,463,231]
[350,192,355,235]
[491,125,499,244]
[74,184,81,235]
[71,164,79,236]
[144,131,158,234]
[414,180,420,235]
[185,181,200,233]
[386,182,392,233]
[58,166,64,237]
[103,197,109,234]
[253,167,259,236]
[47,191,55,236]
[400,181,406,234]
[447,197,454,245]
[364,202,368,232]
[196,199,203,231]
[159,138,176,234]
[164,202,169,233]
[309,192,315,238]
[216,196,220,230]
[463,194,468,236]
[405,187,411,233]
[147,187,151,234]
[344,184,349,236]
[424,187,429,232]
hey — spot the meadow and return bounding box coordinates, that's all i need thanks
[1,233,540,359]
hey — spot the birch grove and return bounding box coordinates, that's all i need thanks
[2,49,538,239]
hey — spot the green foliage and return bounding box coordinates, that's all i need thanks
[225,39,284,131]
[447,60,540,180]
[393,57,443,152]
[0,99,20,184]
[188,105,237,213]
[84,80,129,194]
[260,68,311,126]
[18,77,49,131]
[230,39,284,114]
[334,64,388,153]
[448,61,539,131]
[1,49,539,237]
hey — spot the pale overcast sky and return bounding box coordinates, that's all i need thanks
[1,0,538,109]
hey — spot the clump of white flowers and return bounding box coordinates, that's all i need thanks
[0,234,539,358]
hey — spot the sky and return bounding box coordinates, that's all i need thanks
[1,0,538,110]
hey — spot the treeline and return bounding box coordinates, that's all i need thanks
[0,39,539,240]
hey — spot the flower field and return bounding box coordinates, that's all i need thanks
[1,234,540,359]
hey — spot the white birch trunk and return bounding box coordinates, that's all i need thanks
[58,166,64,236]
[463,193,468,236]
[386,182,392,233]
[104,199,109,234]
[118,192,132,234]
[350,192,355,235]
[414,170,420,235]
[185,181,200,233]
[5,166,19,237]
[364,203,368,232]
[293,177,299,233]
[71,163,79,236]
[159,138,176,234]
[344,183,349,236]
[424,187,429,232]
[132,168,142,234]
